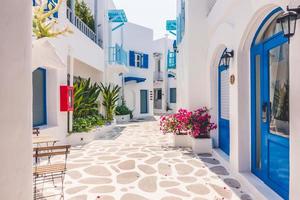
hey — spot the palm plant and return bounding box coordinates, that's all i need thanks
[33,0,73,39]
[73,77,101,118]
[99,83,121,122]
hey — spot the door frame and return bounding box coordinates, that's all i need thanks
[140,89,149,114]
[218,64,230,155]
[250,7,289,200]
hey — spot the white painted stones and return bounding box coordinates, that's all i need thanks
[118,160,136,170]
[138,176,157,193]
[84,165,112,176]
[117,171,140,184]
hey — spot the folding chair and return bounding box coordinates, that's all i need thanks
[33,145,71,200]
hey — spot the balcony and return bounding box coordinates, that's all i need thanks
[167,50,176,69]
[154,71,164,82]
[109,44,128,66]
[66,7,102,47]
[207,0,217,16]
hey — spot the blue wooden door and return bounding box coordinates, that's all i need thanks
[218,65,230,155]
[140,90,148,114]
[252,32,289,200]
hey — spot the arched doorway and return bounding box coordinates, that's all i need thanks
[251,8,289,199]
[218,49,230,156]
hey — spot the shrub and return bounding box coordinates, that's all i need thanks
[115,99,132,117]
[72,114,105,133]
[100,83,121,122]
[160,107,217,138]
[160,109,192,135]
[189,107,217,139]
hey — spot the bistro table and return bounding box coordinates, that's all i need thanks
[32,134,59,146]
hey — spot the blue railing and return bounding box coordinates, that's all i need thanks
[109,44,128,66]
[167,50,176,69]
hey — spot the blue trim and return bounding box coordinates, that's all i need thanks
[140,90,149,114]
[218,63,230,155]
[33,67,47,127]
[251,7,283,48]
[250,7,289,200]
[124,77,146,83]
[129,51,135,66]
[142,54,149,68]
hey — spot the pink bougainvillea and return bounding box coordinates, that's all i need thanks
[160,109,192,135]
[189,107,217,139]
[160,107,217,139]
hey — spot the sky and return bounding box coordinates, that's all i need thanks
[113,0,177,40]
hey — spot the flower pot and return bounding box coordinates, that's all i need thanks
[115,114,130,123]
[190,137,212,154]
[173,134,191,147]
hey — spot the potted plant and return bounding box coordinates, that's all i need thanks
[115,98,132,123]
[189,107,217,154]
[160,109,192,147]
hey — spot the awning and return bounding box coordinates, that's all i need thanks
[32,38,66,69]
[168,73,176,78]
[124,76,146,83]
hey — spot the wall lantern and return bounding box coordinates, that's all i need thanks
[173,40,178,53]
[221,50,234,66]
[277,6,300,39]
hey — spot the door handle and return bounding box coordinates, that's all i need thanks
[262,102,268,123]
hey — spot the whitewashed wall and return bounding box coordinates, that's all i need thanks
[0,1,32,199]
[176,0,300,199]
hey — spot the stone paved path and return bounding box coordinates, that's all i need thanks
[55,119,253,200]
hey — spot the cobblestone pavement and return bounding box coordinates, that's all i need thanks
[52,118,253,200]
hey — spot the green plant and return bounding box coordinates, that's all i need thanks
[69,0,95,31]
[73,77,101,118]
[99,83,121,122]
[33,0,73,39]
[72,114,105,133]
[115,99,132,116]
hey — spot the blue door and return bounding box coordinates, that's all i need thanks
[251,32,290,199]
[218,65,230,155]
[140,90,148,114]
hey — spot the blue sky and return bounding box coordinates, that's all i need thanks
[114,0,176,39]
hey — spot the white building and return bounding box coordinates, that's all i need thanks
[153,37,177,114]
[31,0,177,143]
[176,0,300,199]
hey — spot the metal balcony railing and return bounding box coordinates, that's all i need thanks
[109,44,128,66]
[154,71,164,81]
[66,7,102,47]
[167,50,176,69]
[207,0,217,16]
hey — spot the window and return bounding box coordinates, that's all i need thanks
[129,51,149,68]
[135,53,142,67]
[33,68,47,127]
[170,88,176,103]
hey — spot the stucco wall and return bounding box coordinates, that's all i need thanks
[0,1,33,199]
[176,0,300,199]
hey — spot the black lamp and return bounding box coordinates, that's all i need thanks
[173,40,178,53]
[277,6,300,39]
[221,50,234,66]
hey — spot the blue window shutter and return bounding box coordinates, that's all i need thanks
[33,0,36,6]
[129,51,135,66]
[33,68,47,127]
[143,54,149,68]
